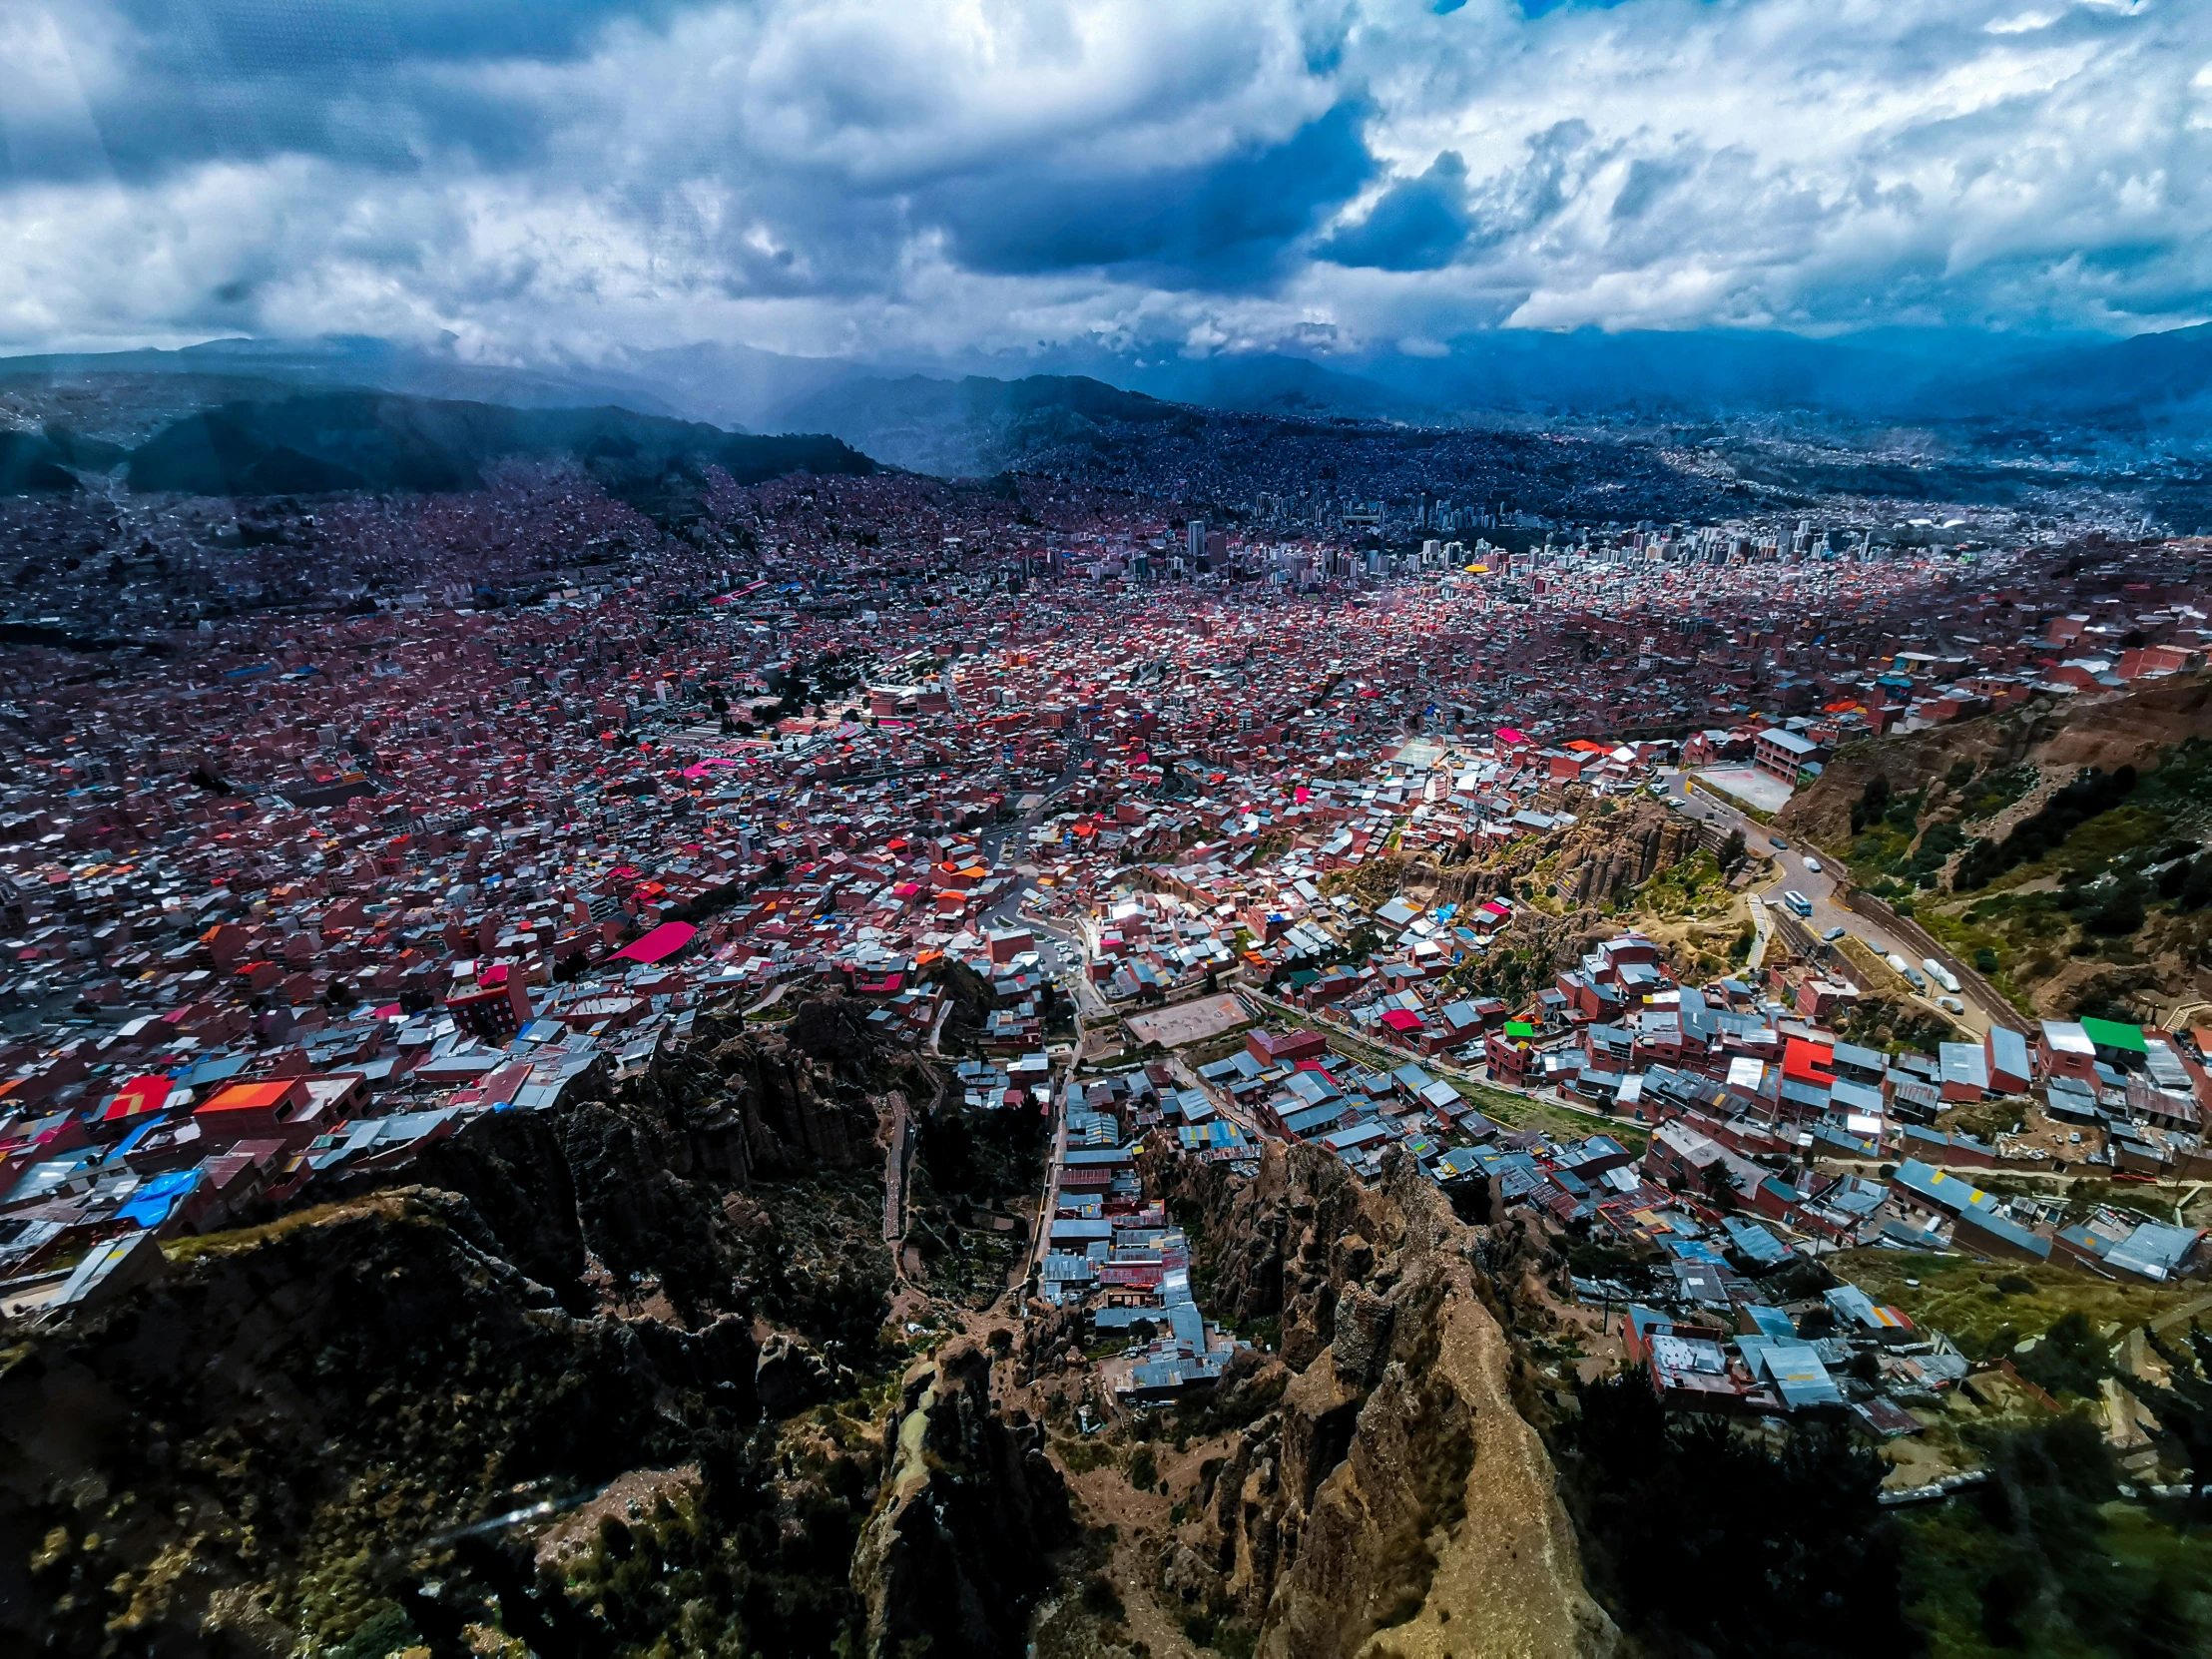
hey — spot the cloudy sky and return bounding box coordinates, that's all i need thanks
[0,0,2204,366]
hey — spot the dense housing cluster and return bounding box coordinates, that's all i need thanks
[0,463,2206,1349]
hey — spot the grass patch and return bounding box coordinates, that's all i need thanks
[1634,850,1735,921]
[1053,1434,1119,1476]
[1915,900,2049,1014]
[162,1193,428,1264]
[1452,1076,1649,1151]
[1828,1248,2207,1360]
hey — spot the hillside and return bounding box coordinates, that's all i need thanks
[1931,322,2212,427]
[0,426,128,491]
[0,337,687,438]
[0,1005,1074,1658]
[1778,675,2212,1023]
[766,373,1200,476]
[123,391,876,500]
[0,995,1631,1659]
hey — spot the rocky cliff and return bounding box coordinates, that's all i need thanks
[0,1189,767,1655]
[1777,673,2212,848]
[1149,1141,1617,1659]
[0,992,1066,1659]
[852,1338,1072,1656]
[1394,800,1702,910]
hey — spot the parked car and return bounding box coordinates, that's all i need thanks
[1822,925,1847,943]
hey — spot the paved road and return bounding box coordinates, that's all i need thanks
[882,1090,910,1260]
[978,740,1093,866]
[975,878,1112,1019]
[1659,769,1998,1037]
[1020,1060,1073,1301]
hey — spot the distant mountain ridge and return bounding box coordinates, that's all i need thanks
[124,391,875,497]
[771,372,1197,476]
[0,336,688,423]
[1927,322,2212,424]
[4,318,2209,500]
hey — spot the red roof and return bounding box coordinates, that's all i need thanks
[199,1078,305,1116]
[611,919,698,964]
[103,1074,173,1122]
[1782,1037,1836,1086]
[1381,1008,1424,1032]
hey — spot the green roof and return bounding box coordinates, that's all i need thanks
[1504,1020,1535,1039]
[2080,1016,2147,1053]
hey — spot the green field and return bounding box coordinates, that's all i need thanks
[1831,1248,2210,1357]
[1450,1075,1651,1151]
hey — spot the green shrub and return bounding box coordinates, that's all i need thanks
[1126,1445,1158,1490]
[1954,766,2138,890]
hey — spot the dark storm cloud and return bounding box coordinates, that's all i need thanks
[1318,150,1472,271]
[0,1,2206,358]
[922,105,1373,283]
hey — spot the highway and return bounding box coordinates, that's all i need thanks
[1656,768,2006,1038]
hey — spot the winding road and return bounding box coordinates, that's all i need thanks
[1659,768,2010,1038]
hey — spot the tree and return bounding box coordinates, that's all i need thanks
[1851,775,1893,834]
[1562,1374,1916,1659]
[2009,1311,2113,1399]
[2129,1321,2212,1516]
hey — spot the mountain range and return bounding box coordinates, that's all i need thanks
[1,320,2207,495]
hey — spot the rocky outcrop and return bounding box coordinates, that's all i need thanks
[1391,801,1700,911]
[398,1102,587,1299]
[851,1338,1071,1657]
[1777,673,2212,848]
[1152,1143,1616,1659]
[308,1001,907,1334]
[756,1327,851,1417]
[0,1190,766,1657]
[1556,806,1701,908]
[689,1006,886,1176]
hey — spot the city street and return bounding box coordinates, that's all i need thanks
[1659,768,2003,1037]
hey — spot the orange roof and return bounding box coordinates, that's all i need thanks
[199,1079,300,1115]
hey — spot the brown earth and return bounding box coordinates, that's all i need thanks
[1142,1140,1618,1659]
[1778,673,2212,848]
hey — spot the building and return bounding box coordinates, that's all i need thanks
[1752,726,1824,786]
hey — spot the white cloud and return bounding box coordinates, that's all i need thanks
[0,0,2204,360]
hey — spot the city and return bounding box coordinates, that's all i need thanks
[3,440,2209,1655]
